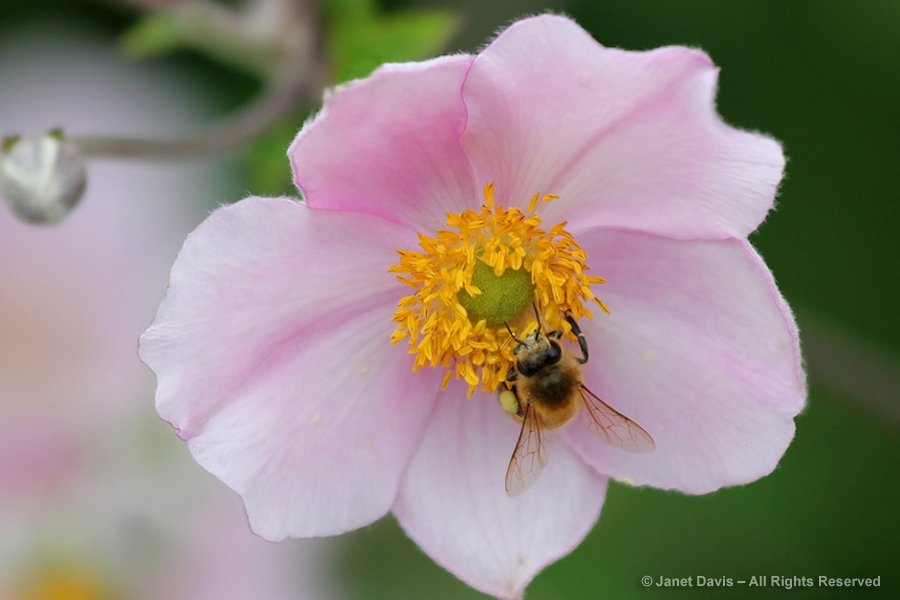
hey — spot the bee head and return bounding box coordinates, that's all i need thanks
[507,321,563,377]
[507,303,549,357]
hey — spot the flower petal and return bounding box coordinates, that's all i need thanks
[563,228,805,494]
[290,55,477,233]
[393,381,606,599]
[460,14,783,239]
[140,198,441,540]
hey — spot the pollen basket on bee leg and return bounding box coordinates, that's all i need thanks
[499,389,521,416]
[388,183,608,397]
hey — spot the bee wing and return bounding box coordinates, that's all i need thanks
[505,403,548,497]
[579,384,656,454]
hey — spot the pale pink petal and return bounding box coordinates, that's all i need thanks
[562,229,805,493]
[460,14,783,240]
[289,55,477,233]
[140,198,441,540]
[393,380,606,599]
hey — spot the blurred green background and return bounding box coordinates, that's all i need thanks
[1,0,897,598]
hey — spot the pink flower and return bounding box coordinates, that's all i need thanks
[140,14,806,599]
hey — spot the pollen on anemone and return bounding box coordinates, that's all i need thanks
[140,14,806,600]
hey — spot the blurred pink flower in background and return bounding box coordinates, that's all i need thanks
[0,24,333,599]
[140,14,806,599]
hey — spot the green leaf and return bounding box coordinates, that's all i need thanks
[326,0,462,84]
[119,12,185,60]
[327,0,375,23]
[242,120,304,198]
[118,9,278,77]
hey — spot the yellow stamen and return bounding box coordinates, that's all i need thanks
[389,184,606,397]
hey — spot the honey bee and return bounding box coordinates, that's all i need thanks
[501,306,655,497]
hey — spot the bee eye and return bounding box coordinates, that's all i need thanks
[547,342,562,364]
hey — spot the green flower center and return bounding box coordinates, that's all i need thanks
[456,260,535,327]
[389,183,608,396]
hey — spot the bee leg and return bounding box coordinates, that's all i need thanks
[499,373,524,418]
[565,314,589,364]
[548,330,563,340]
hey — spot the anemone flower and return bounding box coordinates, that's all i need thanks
[141,14,806,599]
[0,28,332,599]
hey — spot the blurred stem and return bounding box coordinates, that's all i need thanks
[74,0,323,160]
[798,310,900,423]
[71,68,317,159]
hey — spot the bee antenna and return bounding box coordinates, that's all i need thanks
[504,321,526,347]
[532,302,543,333]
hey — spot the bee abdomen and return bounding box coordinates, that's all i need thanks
[527,371,580,430]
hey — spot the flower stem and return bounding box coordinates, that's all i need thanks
[799,310,900,423]
[71,0,323,160]
[71,67,318,160]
